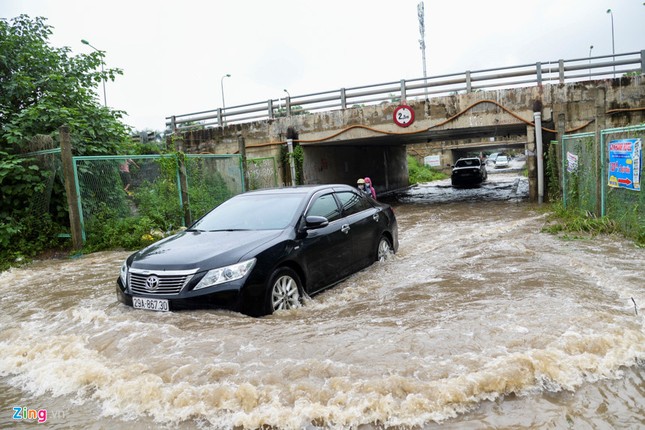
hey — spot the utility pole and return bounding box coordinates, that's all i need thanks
[607,9,615,78]
[417,2,428,101]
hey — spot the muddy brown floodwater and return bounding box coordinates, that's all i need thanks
[1,174,643,429]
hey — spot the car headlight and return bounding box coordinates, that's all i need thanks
[120,260,129,289]
[194,258,256,290]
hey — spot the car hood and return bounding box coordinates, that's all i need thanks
[129,229,283,271]
[453,166,481,172]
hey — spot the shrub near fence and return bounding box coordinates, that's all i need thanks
[74,155,181,248]
[562,125,644,243]
[73,153,257,248]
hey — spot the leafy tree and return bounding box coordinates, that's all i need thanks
[0,15,130,153]
[0,15,132,268]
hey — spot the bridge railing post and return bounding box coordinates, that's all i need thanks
[536,62,542,86]
[268,99,274,119]
[217,108,223,127]
[399,80,406,102]
[558,59,565,84]
[641,50,645,74]
[340,88,346,109]
[465,71,472,93]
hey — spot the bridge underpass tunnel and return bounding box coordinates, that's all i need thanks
[301,144,409,195]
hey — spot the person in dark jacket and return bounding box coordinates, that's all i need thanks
[357,178,370,196]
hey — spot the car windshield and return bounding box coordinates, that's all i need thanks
[455,159,480,167]
[190,194,306,231]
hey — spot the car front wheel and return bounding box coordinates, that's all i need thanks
[264,267,302,315]
[376,236,393,262]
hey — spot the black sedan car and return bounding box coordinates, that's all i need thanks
[451,157,487,187]
[117,184,398,316]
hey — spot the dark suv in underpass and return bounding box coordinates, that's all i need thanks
[451,157,487,187]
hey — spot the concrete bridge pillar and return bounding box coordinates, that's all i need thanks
[526,125,537,201]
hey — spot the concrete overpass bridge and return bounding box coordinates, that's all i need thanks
[168,51,645,201]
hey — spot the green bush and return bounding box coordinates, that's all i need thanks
[408,156,448,184]
[0,215,67,271]
[83,204,157,252]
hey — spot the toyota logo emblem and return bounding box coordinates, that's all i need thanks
[145,275,160,291]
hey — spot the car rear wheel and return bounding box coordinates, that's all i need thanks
[265,267,302,314]
[376,236,393,262]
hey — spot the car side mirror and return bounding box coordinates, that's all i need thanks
[305,215,329,230]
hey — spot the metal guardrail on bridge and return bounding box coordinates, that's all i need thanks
[167,50,645,132]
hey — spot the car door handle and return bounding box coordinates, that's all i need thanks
[372,213,380,222]
[341,224,350,234]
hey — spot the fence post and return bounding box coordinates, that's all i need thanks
[177,154,191,227]
[238,134,248,191]
[556,112,566,202]
[594,86,607,216]
[60,125,83,250]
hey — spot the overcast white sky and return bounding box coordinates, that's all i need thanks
[2,0,644,132]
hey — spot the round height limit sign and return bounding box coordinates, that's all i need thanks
[393,105,415,127]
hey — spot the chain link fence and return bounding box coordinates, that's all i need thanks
[20,148,64,217]
[73,154,277,244]
[184,155,244,222]
[601,126,644,240]
[561,132,598,214]
[562,125,644,241]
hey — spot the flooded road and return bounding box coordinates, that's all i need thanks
[1,172,644,429]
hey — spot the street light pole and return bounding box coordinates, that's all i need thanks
[606,9,615,78]
[220,74,231,111]
[81,39,107,107]
[588,45,593,79]
[417,1,428,101]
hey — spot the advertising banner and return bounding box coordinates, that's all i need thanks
[608,138,641,191]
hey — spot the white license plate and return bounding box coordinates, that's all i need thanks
[132,296,169,312]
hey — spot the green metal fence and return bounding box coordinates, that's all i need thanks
[73,155,183,242]
[72,154,276,242]
[183,154,244,222]
[601,126,644,240]
[562,125,644,240]
[561,132,598,214]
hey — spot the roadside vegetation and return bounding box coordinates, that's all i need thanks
[0,15,132,270]
[542,202,644,247]
[407,156,448,184]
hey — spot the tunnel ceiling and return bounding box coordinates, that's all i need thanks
[303,123,532,147]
